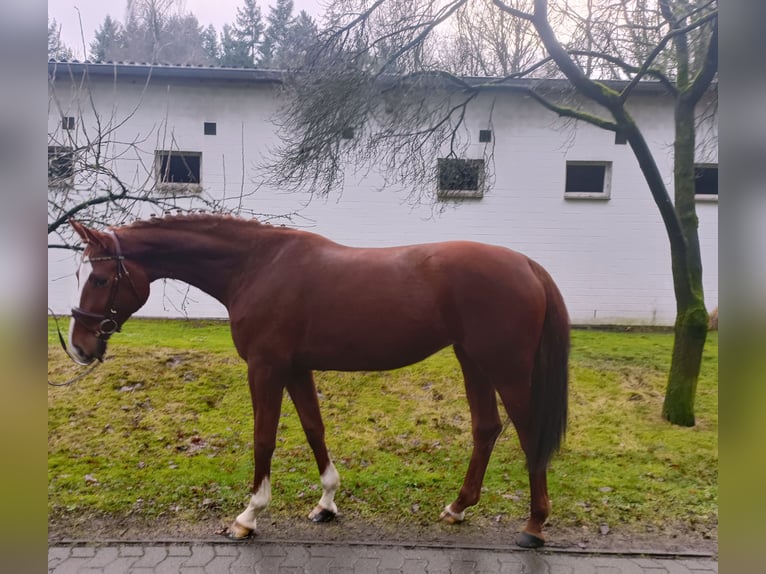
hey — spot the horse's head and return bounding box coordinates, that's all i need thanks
[68,220,150,364]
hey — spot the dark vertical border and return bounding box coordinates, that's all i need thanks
[719,0,766,571]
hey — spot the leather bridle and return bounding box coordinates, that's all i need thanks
[70,230,140,340]
[49,230,144,386]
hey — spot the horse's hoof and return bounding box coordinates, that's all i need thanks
[308,506,336,523]
[439,506,465,524]
[217,521,254,541]
[516,531,545,548]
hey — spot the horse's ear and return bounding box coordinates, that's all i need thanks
[69,219,110,249]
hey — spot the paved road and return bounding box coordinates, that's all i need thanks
[48,541,718,573]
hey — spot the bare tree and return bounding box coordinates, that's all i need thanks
[435,0,545,77]
[268,0,718,426]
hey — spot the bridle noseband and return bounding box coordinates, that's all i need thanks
[71,230,140,340]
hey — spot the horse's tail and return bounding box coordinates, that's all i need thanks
[526,259,570,473]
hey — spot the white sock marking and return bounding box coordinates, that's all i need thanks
[235,477,271,530]
[442,503,465,521]
[317,462,340,514]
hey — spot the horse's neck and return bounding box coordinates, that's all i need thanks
[122,224,268,306]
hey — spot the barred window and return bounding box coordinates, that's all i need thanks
[48,146,74,187]
[437,158,484,199]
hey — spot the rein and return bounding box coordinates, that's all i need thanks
[48,230,139,387]
[48,307,100,386]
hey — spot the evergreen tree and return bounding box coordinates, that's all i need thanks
[259,0,294,68]
[48,18,73,60]
[201,24,220,63]
[219,23,253,67]
[114,2,209,64]
[90,15,123,62]
[162,13,209,64]
[234,0,264,66]
[272,10,318,69]
[119,9,155,62]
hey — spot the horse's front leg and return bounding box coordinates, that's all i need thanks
[286,371,340,523]
[226,363,285,540]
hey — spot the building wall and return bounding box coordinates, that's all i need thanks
[48,70,718,325]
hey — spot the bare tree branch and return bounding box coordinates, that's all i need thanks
[620,7,717,100]
[530,1,622,107]
[491,0,534,21]
[525,89,619,131]
[684,15,717,105]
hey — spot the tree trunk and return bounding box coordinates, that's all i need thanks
[663,303,707,425]
[661,97,708,426]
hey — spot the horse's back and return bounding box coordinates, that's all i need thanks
[230,236,549,372]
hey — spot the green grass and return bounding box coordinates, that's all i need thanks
[48,318,717,536]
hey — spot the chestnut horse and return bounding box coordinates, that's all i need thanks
[67,214,569,547]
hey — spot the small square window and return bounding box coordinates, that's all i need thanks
[694,165,718,200]
[155,150,202,192]
[614,131,627,145]
[48,146,74,187]
[341,127,355,140]
[62,116,75,130]
[204,122,217,135]
[479,130,492,143]
[564,161,612,199]
[437,158,484,199]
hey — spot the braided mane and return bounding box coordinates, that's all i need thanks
[121,212,263,230]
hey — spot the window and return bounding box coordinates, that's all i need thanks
[203,122,217,135]
[62,116,75,130]
[479,130,492,143]
[341,127,355,140]
[694,164,718,200]
[564,161,612,199]
[437,158,484,199]
[48,146,74,187]
[155,151,202,192]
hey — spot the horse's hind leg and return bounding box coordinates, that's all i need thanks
[495,383,551,548]
[440,345,503,524]
[286,370,340,523]
[226,362,285,540]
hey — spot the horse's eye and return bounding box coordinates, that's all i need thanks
[90,276,109,287]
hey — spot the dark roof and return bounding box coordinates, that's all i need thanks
[47,59,674,95]
[48,60,285,84]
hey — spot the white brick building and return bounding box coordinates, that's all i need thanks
[47,61,718,325]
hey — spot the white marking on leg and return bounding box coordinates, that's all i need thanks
[316,462,340,514]
[441,503,465,522]
[235,476,271,530]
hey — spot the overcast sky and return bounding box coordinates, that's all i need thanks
[48,0,328,59]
